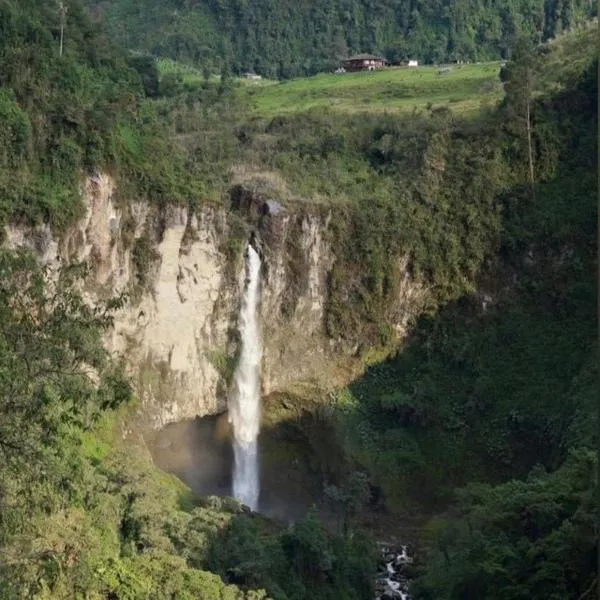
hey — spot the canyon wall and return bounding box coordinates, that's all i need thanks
[4,173,428,429]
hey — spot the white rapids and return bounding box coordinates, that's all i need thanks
[229,244,262,510]
[376,543,413,600]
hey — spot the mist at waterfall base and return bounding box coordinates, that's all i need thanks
[147,245,327,521]
[147,413,325,523]
[228,244,262,510]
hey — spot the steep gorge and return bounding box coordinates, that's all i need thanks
[1,2,596,598]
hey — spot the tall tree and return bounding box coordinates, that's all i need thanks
[329,30,349,68]
[324,471,371,536]
[502,35,538,201]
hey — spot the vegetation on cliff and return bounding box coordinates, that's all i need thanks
[329,27,597,599]
[0,0,196,231]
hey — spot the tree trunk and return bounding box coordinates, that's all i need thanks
[525,86,536,202]
[59,3,67,57]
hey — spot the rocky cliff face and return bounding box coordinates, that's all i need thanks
[4,173,428,429]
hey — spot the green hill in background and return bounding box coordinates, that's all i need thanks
[88,0,596,77]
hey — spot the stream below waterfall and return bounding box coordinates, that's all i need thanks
[147,242,416,597]
[147,413,417,599]
[375,543,414,600]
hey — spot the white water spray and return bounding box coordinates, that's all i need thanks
[229,244,262,510]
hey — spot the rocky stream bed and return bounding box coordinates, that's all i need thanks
[375,542,414,600]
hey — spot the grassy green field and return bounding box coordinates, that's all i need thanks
[157,25,596,119]
[244,62,505,117]
[156,55,504,117]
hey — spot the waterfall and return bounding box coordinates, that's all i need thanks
[229,244,262,510]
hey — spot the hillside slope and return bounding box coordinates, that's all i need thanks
[327,27,597,600]
[244,61,503,116]
[89,0,596,77]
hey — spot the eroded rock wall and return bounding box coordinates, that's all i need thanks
[5,173,429,429]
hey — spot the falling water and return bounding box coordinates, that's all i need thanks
[229,244,262,510]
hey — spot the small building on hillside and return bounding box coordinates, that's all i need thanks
[342,53,388,71]
[408,59,418,67]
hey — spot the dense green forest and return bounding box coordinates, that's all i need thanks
[333,34,598,599]
[89,0,596,77]
[0,0,597,598]
[0,0,203,232]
